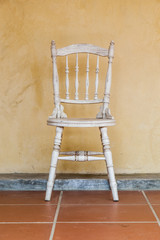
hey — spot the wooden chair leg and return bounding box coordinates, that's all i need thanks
[99,127,119,202]
[45,127,64,201]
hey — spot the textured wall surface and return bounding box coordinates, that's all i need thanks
[0,0,160,174]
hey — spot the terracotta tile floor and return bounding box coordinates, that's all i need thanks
[0,191,160,240]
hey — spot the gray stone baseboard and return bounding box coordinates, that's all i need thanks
[0,174,160,191]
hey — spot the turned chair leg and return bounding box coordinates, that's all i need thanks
[99,127,119,202]
[45,127,64,201]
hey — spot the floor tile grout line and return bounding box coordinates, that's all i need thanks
[0,204,58,206]
[0,203,150,206]
[0,222,54,224]
[49,191,63,240]
[60,203,148,206]
[150,204,160,205]
[0,203,57,207]
[142,191,160,226]
[0,221,157,224]
[56,221,157,224]
[2,203,160,206]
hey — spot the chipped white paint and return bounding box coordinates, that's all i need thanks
[47,118,116,128]
[50,41,67,118]
[46,41,118,202]
[60,99,103,104]
[100,127,119,201]
[57,44,108,56]
[60,151,104,155]
[45,127,63,201]
[48,104,67,119]
[97,41,114,119]
[85,53,89,100]
[94,56,99,100]
[75,53,79,100]
[58,150,105,161]
[65,55,69,99]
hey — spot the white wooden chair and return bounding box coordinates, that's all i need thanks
[45,41,119,202]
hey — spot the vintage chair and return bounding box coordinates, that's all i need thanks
[45,41,119,202]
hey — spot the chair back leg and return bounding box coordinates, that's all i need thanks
[45,127,64,201]
[100,127,119,201]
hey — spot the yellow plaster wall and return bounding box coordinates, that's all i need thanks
[0,0,160,174]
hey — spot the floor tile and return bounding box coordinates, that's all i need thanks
[0,191,60,204]
[152,205,160,220]
[54,223,160,240]
[145,191,160,204]
[0,224,52,240]
[58,204,156,222]
[61,191,146,204]
[0,205,56,222]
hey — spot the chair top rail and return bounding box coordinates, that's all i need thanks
[56,44,108,57]
[60,99,103,104]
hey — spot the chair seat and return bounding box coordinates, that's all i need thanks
[47,117,116,127]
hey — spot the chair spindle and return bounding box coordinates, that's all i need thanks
[85,54,90,100]
[75,53,79,100]
[94,56,99,100]
[65,56,69,99]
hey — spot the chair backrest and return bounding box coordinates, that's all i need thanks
[51,41,115,119]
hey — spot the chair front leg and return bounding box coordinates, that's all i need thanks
[99,127,119,202]
[45,127,64,201]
